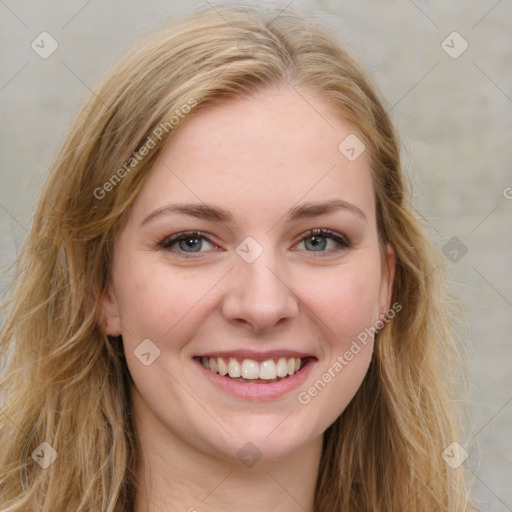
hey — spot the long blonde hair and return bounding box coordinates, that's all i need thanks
[0,5,472,511]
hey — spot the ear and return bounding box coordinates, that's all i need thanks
[377,243,396,318]
[96,285,122,336]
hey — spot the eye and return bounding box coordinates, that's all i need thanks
[296,229,351,254]
[158,228,351,259]
[159,231,217,256]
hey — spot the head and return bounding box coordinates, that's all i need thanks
[0,5,469,511]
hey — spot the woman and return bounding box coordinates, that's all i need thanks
[0,5,473,511]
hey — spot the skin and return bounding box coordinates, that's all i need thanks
[100,87,395,512]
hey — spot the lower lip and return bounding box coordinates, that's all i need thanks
[194,358,316,400]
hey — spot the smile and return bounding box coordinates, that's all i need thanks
[200,356,307,383]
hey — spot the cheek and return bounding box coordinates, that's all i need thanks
[112,254,214,346]
[294,268,379,426]
[297,260,382,346]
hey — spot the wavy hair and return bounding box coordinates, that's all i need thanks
[0,5,472,511]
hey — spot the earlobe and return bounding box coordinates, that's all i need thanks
[97,286,122,336]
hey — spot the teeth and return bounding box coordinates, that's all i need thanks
[241,360,259,379]
[201,356,305,380]
[258,360,276,380]
[218,357,228,376]
[276,357,288,378]
[228,357,241,378]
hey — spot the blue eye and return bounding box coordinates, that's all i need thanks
[159,231,215,255]
[159,229,351,259]
[298,229,351,253]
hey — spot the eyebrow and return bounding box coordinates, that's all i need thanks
[140,199,367,227]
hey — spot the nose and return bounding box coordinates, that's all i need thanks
[221,248,299,333]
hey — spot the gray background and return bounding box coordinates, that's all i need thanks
[0,0,511,509]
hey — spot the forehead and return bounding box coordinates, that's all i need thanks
[131,87,375,227]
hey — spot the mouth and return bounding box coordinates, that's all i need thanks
[194,354,313,384]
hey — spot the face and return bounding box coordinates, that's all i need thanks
[100,87,395,464]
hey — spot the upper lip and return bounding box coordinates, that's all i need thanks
[195,350,316,362]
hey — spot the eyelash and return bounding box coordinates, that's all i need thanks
[158,229,351,259]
